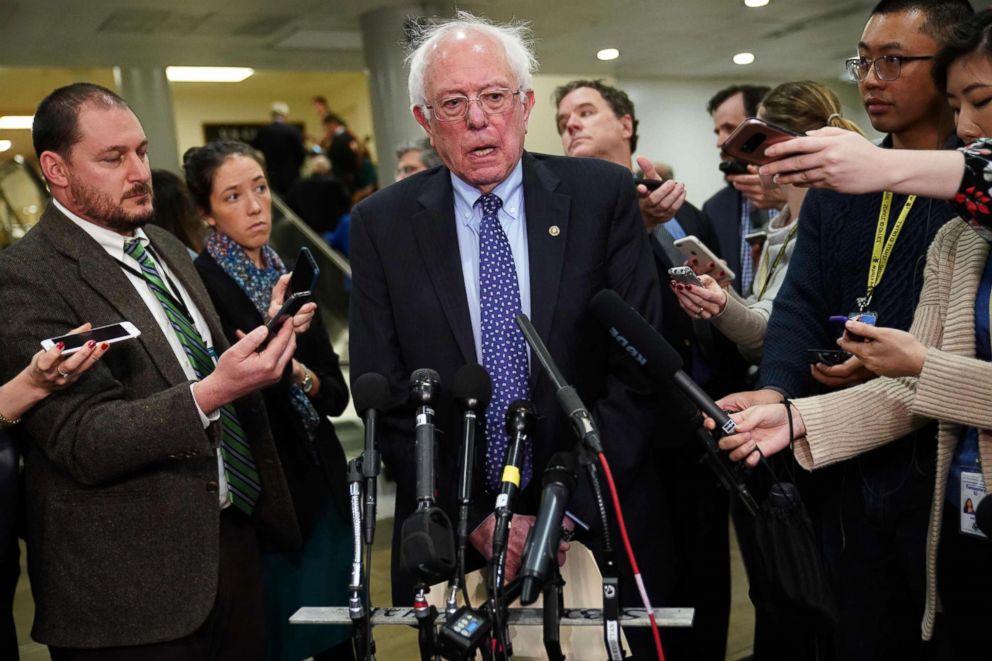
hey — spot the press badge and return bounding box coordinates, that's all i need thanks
[960,471,987,538]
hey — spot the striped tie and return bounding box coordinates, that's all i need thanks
[124,239,261,514]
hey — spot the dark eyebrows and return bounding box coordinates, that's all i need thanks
[221,175,266,195]
[963,82,992,95]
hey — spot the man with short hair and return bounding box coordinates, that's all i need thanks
[702,84,781,296]
[349,13,670,658]
[394,137,442,181]
[251,101,305,197]
[721,1,973,657]
[0,82,305,659]
[320,113,360,192]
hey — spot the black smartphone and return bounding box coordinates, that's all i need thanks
[719,160,750,176]
[633,177,663,191]
[289,247,320,296]
[806,349,849,366]
[259,290,312,350]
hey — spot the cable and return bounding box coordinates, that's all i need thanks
[597,451,665,661]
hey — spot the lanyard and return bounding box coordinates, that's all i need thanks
[862,191,916,311]
[756,222,800,301]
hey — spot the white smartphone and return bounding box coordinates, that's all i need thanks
[673,235,736,283]
[41,322,141,355]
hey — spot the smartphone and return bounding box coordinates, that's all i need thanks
[673,235,736,283]
[668,265,703,287]
[806,349,849,366]
[719,160,750,176]
[41,322,141,355]
[289,246,320,296]
[259,291,312,350]
[845,311,878,343]
[744,230,768,247]
[721,117,802,166]
[633,177,663,191]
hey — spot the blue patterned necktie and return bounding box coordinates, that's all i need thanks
[740,198,755,296]
[124,239,261,514]
[477,193,532,492]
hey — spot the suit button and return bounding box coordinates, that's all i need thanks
[206,480,219,493]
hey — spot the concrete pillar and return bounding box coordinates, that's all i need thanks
[113,66,181,173]
[360,4,446,186]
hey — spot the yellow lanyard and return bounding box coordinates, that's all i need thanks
[864,191,916,309]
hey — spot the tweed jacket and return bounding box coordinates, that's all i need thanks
[790,218,992,640]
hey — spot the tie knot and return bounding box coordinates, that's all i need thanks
[124,238,144,259]
[476,193,503,218]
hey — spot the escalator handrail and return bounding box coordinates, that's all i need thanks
[271,193,351,278]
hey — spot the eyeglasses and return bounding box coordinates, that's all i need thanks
[425,88,522,122]
[845,55,934,82]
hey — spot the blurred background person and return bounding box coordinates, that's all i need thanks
[252,102,306,198]
[319,113,359,193]
[394,137,441,181]
[184,140,353,661]
[285,154,350,236]
[150,169,206,257]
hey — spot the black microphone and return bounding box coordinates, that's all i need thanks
[410,368,440,506]
[519,452,578,605]
[590,289,737,436]
[452,364,493,551]
[353,372,390,545]
[976,495,992,537]
[492,399,537,560]
[514,314,604,454]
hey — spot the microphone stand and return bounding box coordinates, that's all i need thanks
[446,404,480,616]
[542,565,565,661]
[347,458,376,660]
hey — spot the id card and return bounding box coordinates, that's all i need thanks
[960,471,987,538]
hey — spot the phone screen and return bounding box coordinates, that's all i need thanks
[48,324,133,352]
[289,248,319,296]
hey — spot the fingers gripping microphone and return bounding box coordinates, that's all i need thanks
[520,452,578,605]
[353,372,391,545]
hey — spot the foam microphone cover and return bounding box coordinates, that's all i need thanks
[452,363,493,411]
[589,289,684,382]
[352,372,391,415]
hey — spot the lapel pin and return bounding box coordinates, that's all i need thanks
[549,225,560,237]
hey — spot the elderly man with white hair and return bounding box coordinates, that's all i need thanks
[349,12,682,658]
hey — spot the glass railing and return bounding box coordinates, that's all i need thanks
[0,156,48,248]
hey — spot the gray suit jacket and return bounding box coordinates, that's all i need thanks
[0,205,299,648]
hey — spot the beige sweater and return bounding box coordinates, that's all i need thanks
[790,219,992,640]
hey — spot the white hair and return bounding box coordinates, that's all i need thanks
[405,11,538,110]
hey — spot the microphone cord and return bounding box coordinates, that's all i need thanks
[597,451,666,661]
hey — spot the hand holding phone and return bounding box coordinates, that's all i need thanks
[288,246,320,296]
[668,266,703,287]
[806,349,850,366]
[259,291,312,350]
[41,322,141,355]
[722,118,802,166]
[673,235,736,284]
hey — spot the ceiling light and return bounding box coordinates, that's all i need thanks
[0,140,11,152]
[0,116,33,130]
[733,52,756,65]
[745,0,770,6]
[165,66,254,82]
[597,48,620,61]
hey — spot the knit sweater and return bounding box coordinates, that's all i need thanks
[792,219,992,640]
[757,187,956,396]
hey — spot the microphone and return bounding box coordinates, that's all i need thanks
[514,314,604,453]
[492,399,537,560]
[452,364,493,552]
[410,368,440,506]
[352,372,390,545]
[590,289,737,437]
[519,452,578,605]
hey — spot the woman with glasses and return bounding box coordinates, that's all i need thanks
[673,81,864,364]
[183,141,354,661]
[720,9,992,652]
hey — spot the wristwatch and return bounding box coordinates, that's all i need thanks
[301,368,314,394]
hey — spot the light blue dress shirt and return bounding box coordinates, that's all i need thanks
[451,160,531,363]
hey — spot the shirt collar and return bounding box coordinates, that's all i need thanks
[451,159,525,228]
[53,197,151,261]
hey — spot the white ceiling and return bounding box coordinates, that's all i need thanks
[0,0,875,79]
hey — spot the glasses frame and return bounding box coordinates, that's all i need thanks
[845,54,934,82]
[424,88,522,122]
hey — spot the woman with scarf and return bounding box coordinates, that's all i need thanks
[184,141,352,661]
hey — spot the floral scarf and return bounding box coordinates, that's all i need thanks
[205,230,322,437]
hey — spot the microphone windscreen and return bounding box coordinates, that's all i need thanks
[410,368,441,386]
[352,372,391,414]
[589,289,683,381]
[452,363,493,410]
[976,495,992,538]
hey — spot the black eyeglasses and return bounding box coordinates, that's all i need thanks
[845,55,934,82]
[424,88,522,122]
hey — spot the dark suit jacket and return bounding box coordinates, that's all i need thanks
[252,121,305,196]
[349,152,672,603]
[0,206,299,648]
[195,251,351,532]
[702,184,773,296]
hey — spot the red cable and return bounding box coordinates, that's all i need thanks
[597,452,665,661]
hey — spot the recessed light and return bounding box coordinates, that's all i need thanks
[745,0,770,7]
[597,48,620,61]
[0,140,11,152]
[0,116,33,130]
[733,52,756,65]
[165,67,254,83]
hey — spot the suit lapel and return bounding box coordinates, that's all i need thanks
[412,169,477,364]
[522,153,570,357]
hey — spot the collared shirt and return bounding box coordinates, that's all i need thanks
[55,199,230,507]
[451,160,531,362]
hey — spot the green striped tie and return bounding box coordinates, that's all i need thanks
[124,239,261,514]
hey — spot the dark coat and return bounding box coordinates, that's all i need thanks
[252,121,306,196]
[0,206,299,648]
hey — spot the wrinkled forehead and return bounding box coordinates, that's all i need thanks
[423,30,514,96]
